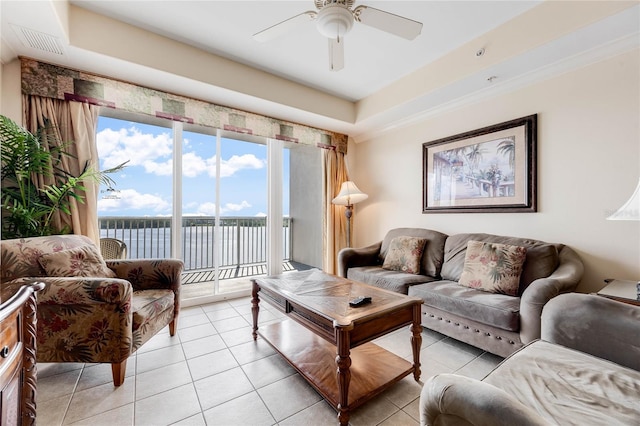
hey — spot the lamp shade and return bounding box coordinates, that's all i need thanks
[607,178,640,221]
[332,181,368,206]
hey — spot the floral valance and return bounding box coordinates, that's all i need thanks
[20,58,347,154]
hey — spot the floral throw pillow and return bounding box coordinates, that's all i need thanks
[382,236,427,275]
[458,240,527,296]
[38,244,117,278]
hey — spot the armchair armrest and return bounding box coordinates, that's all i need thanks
[7,276,132,305]
[336,241,382,278]
[106,258,184,292]
[541,293,640,371]
[420,374,546,426]
[519,246,584,344]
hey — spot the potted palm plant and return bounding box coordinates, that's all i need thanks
[0,115,124,238]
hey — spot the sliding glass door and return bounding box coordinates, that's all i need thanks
[97,112,297,304]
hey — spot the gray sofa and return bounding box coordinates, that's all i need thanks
[419,293,640,425]
[337,228,584,357]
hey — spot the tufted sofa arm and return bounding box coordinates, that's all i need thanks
[420,373,546,426]
[336,241,382,277]
[518,246,584,344]
[542,292,640,371]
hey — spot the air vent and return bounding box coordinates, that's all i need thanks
[11,25,64,55]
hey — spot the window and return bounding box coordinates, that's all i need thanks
[96,112,319,304]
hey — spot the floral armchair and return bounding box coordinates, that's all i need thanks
[0,235,183,386]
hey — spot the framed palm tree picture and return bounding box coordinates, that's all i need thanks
[423,114,537,213]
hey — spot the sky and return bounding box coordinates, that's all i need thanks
[96,116,289,217]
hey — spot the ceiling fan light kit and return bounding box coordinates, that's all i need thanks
[253,0,423,72]
[316,4,354,39]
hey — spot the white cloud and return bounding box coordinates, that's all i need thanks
[255,212,267,217]
[182,152,211,178]
[98,188,170,213]
[98,126,265,180]
[181,200,253,216]
[223,201,251,212]
[184,153,265,178]
[97,126,172,172]
[196,202,217,215]
[142,159,173,176]
[220,154,264,177]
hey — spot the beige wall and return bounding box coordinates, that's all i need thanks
[349,48,640,294]
[1,59,22,121]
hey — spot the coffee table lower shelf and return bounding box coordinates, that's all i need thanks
[258,319,415,410]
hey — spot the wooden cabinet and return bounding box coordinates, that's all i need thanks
[0,283,43,426]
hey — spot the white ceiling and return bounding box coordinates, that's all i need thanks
[1,1,639,141]
[66,0,541,101]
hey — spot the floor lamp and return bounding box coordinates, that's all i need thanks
[332,181,368,248]
[606,177,640,297]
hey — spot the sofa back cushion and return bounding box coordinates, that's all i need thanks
[458,240,528,296]
[441,233,562,295]
[382,236,427,275]
[380,228,448,278]
[1,235,102,282]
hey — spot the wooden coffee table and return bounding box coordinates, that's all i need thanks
[251,269,422,426]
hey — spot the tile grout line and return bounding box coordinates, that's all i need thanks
[60,364,86,425]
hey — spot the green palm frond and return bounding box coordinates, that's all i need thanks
[1,115,128,238]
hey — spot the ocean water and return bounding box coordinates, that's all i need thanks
[100,224,290,271]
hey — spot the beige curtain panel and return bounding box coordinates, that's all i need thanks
[323,148,348,275]
[23,95,101,244]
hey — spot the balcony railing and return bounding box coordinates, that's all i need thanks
[98,216,292,276]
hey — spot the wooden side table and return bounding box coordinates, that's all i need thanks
[0,282,44,426]
[596,279,640,306]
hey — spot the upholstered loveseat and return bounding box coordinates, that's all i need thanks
[0,235,183,386]
[420,293,640,425]
[338,228,584,357]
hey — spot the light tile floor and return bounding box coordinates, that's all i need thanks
[36,297,504,426]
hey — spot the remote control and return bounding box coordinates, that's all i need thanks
[349,296,372,307]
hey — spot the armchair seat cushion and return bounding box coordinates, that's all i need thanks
[484,340,640,424]
[132,289,175,333]
[347,266,437,294]
[409,280,520,331]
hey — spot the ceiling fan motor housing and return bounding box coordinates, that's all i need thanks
[316,3,354,39]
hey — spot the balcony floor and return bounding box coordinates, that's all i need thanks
[181,261,314,300]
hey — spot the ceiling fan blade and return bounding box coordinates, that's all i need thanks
[354,6,423,40]
[329,37,344,72]
[253,11,317,42]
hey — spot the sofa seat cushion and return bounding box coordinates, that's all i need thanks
[132,289,174,333]
[409,280,520,331]
[484,340,640,425]
[347,266,437,294]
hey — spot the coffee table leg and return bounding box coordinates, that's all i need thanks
[251,281,260,341]
[411,304,422,381]
[335,327,352,426]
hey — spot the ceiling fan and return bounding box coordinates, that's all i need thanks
[253,0,423,72]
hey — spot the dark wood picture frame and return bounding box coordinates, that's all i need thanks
[423,114,537,213]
